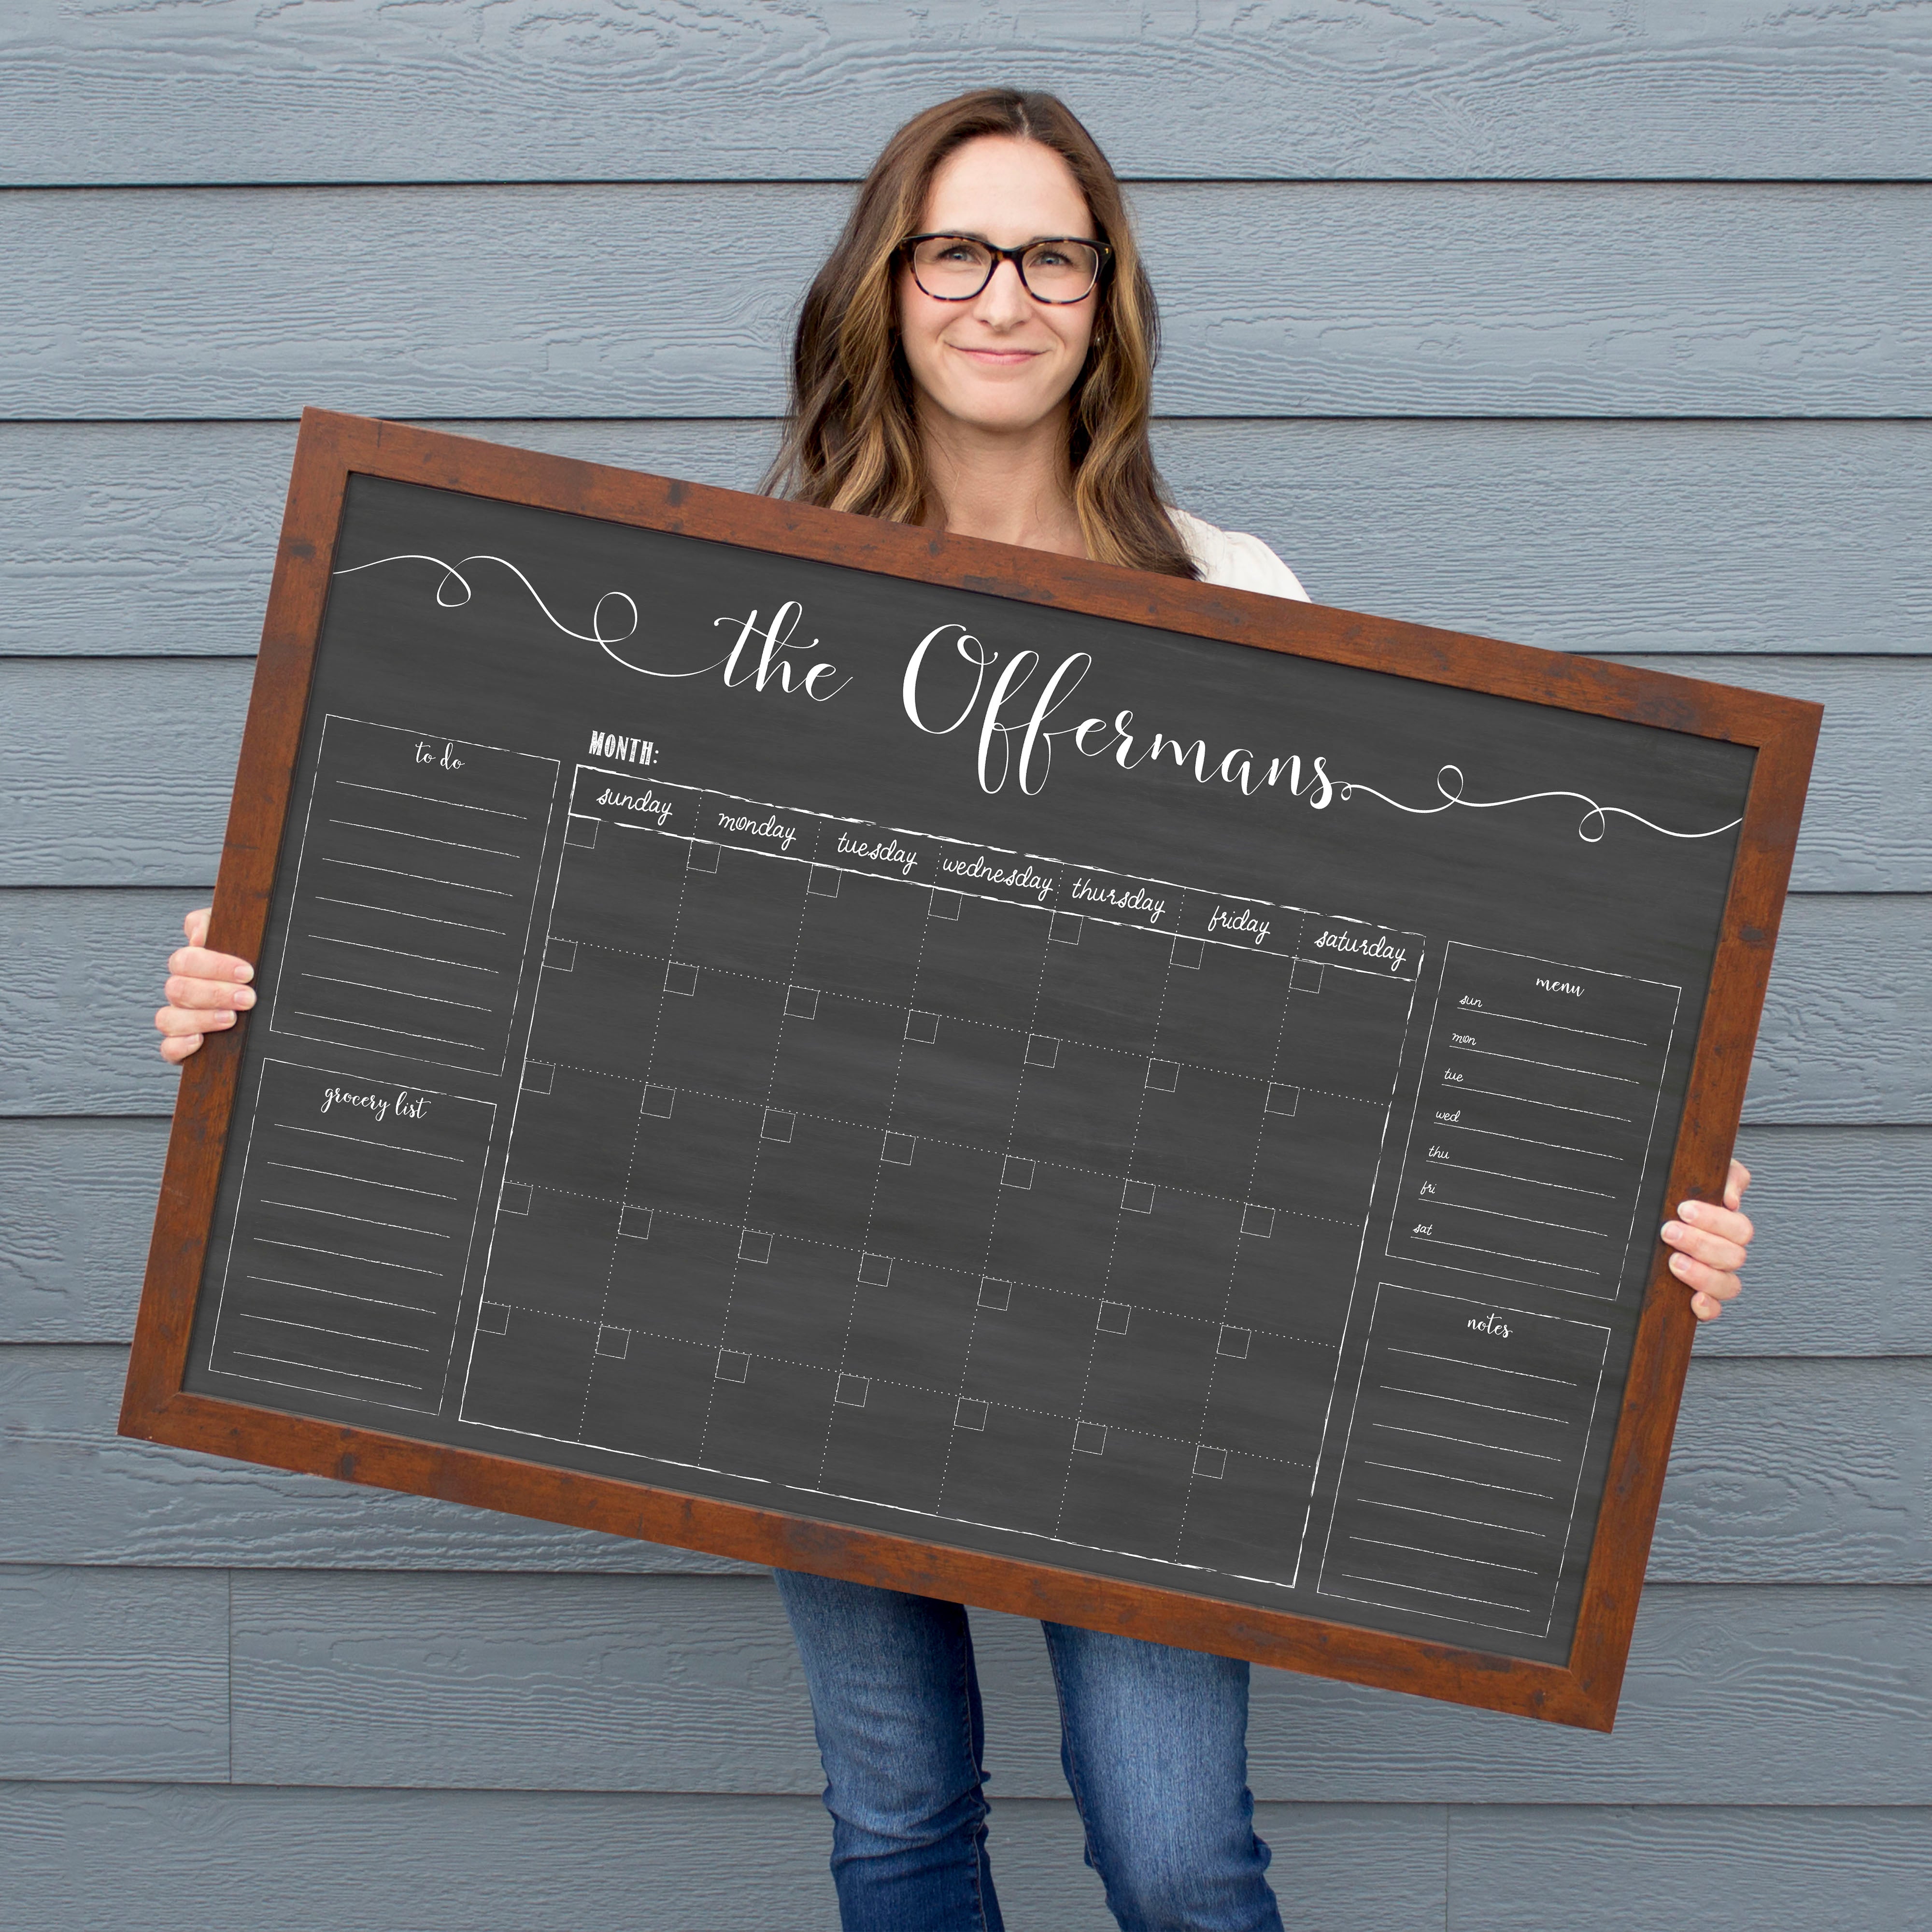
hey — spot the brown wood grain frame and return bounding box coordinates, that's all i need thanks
[122,410,1820,1730]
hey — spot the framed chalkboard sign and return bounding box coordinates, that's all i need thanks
[123,410,1817,1729]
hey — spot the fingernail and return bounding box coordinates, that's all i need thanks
[235,988,256,1009]
[216,1011,236,1026]
[1670,1252,1690,1274]
[1661,1221,1681,1240]
[235,964,253,983]
[1677,1201,1701,1222]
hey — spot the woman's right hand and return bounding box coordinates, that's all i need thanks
[156,906,256,1064]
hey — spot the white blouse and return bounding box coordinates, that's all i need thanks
[1170,507,1310,604]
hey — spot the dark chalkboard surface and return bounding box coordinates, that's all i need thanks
[124,412,1818,1727]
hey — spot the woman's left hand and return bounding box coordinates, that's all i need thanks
[1661,1157,1753,1323]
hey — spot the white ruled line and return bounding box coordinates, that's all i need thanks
[272,1121,468,1163]
[1370,1423,1562,1461]
[231,1350,423,1391]
[319,857,514,896]
[313,895,506,937]
[259,1199,449,1238]
[329,817,522,860]
[1378,1383,1570,1426]
[338,779,529,819]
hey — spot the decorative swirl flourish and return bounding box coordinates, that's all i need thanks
[330,552,727,680]
[1337,765,1742,843]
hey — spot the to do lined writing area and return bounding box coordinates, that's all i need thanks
[266,716,560,1076]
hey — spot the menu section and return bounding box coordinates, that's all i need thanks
[1385,943,1681,1303]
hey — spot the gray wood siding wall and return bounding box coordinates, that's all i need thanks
[4,4,1928,1924]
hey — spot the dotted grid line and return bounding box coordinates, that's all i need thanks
[569,838,699,1442]
[518,1078,1359,1226]
[532,859,1395,1534]
[511,1185,1342,1355]
[1051,889,1189,1538]
[696,862,818,1466]
[934,904,1065,1515]
[814,901,938,1486]
[558,934,1392,1110]
[1172,907,1322,1559]
[539,1046,1382,1121]
[473,1296,1315,1470]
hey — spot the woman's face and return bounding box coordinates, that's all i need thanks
[896,135,1100,440]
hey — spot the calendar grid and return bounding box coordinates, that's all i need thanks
[458,767,1427,1588]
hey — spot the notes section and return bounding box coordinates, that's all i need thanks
[268,716,560,1074]
[203,1059,496,1413]
[1386,943,1680,1302]
[1317,1281,1611,1639]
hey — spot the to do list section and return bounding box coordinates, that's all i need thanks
[268,715,560,1075]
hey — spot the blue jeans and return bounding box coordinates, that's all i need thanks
[774,1569,1283,1932]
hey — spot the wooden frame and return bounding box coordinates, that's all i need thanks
[122,409,1818,1730]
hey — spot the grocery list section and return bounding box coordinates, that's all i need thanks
[1385,943,1681,1303]
[1317,1281,1612,1638]
[568,766,1421,972]
[204,1059,496,1413]
[268,716,561,1074]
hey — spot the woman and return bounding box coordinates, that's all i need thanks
[156,89,1754,1932]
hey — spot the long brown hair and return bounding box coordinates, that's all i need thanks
[765,89,1198,580]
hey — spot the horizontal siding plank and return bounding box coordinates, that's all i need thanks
[1714,1125,1932,1357]
[0,891,195,1117]
[1168,422,1932,661]
[1743,896,1932,1124]
[0,661,241,887]
[228,1572,821,1794]
[4,0,1928,184]
[3,889,1918,1122]
[0,1120,168,1340]
[0,1788,1445,1932]
[1656,1359,1932,1583]
[1448,1804,1932,1932]
[221,1573,1932,1801]
[6,1350,1924,1582]
[7,654,1918,890]
[0,1788,840,1932]
[9,1789,1928,1932]
[9,419,1929,660]
[6,1120,1917,1357]
[0,1566,227,1783]
[6,185,1929,420]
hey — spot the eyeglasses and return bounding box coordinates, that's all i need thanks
[901,232,1110,305]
